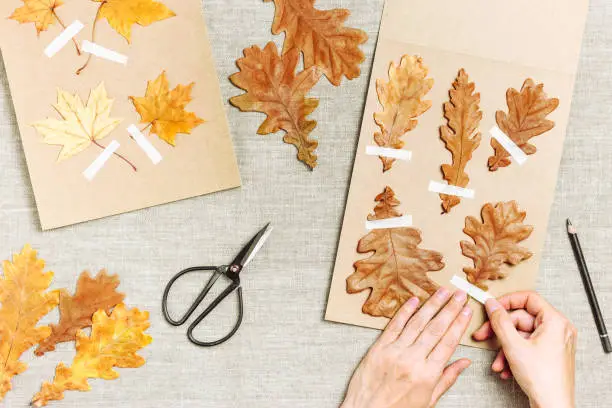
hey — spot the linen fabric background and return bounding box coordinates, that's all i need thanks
[0,0,610,407]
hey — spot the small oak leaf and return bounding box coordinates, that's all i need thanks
[35,270,125,356]
[130,71,205,146]
[31,304,152,407]
[230,42,322,169]
[0,245,60,401]
[460,201,534,290]
[9,0,63,34]
[94,0,175,43]
[347,187,444,318]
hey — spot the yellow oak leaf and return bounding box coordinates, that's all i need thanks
[9,0,64,34]
[32,83,137,171]
[0,245,60,402]
[32,304,152,407]
[130,71,205,146]
[94,0,175,43]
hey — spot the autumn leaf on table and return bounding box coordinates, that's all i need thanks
[347,187,444,319]
[489,79,559,171]
[439,69,482,213]
[31,82,137,172]
[374,55,434,172]
[265,0,368,86]
[35,270,125,356]
[32,304,152,407]
[0,245,60,401]
[130,71,204,146]
[230,42,322,169]
[461,201,534,290]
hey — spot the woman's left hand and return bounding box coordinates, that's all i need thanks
[341,288,473,408]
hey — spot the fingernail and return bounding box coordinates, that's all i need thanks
[407,296,419,307]
[462,306,472,316]
[454,290,467,303]
[436,287,449,299]
[485,298,500,313]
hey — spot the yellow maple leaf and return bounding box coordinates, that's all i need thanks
[9,0,64,34]
[130,71,205,146]
[94,0,175,43]
[32,304,152,407]
[0,245,60,401]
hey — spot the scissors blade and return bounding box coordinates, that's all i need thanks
[232,223,273,270]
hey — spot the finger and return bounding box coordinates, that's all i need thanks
[496,291,552,316]
[379,297,420,345]
[500,370,512,380]
[484,299,524,348]
[427,305,473,364]
[472,310,536,341]
[414,290,468,353]
[398,287,452,345]
[492,350,505,372]
[429,359,471,406]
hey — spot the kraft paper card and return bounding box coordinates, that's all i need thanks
[0,0,240,230]
[325,0,589,349]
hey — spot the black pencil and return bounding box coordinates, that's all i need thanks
[567,219,611,353]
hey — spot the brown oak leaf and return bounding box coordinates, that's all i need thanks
[347,187,444,318]
[35,270,125,356]
[440,69,482,213]
[461,201,534,290]
[230,42,322,169]
[488,79,559,171]
[374,55,434,172]
[264,0,368,86]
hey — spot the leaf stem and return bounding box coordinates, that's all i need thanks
[76,3,105,75]
[51,9,81,56]
[92,140,137,172]
[140,122,153,133]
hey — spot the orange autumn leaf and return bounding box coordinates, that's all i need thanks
[461,201,534,290]
[0,245,60,401]
[439,69,482,213]
[374,55,434,172]
[488,79,559,171]
[9,0,64,34]
[32,304,152,407]
[130,71,204,146]
[347,187,444,318]
[230,42,322,169]
[265,0,368,86]
[35,270,125,356]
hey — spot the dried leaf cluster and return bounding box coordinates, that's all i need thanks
[230,0,368,169]
[347,187,444,318]
[373,55,434,172]
[0,245,149,406]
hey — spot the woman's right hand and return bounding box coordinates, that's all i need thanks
[472,291,577,408]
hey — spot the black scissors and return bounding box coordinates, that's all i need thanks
[162,224,272,347]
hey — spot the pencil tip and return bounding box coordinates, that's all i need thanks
[566,218,572,227]
[567,219,577,234]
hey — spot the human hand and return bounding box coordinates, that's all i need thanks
[341,288,473,408]
[472,291,577,408]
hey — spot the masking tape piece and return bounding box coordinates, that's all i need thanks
[490,126,528,165]
[450,275,493,305]
[127,125,162,164]
[44,20,84,58]
[82,40,128,65]
[365,146,412,161]
[365,215,413,230]
[428,181,475,199]
[83,140,120,181]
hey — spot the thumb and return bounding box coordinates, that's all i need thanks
[429,359,471,407]
[485,298,524,348]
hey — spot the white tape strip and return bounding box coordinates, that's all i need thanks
[83,140,120,181]
[365,215,413,230]
[44,20,84,57]
[82,40,128,65]
[428,181,475,199]
[365,146,412,161]
[127,125,162,164]
[490,126,528,165]
[450,275,493,305]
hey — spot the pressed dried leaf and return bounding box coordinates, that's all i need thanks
[461,201,534,290]
[439,69,482,213]
[347,187,444,318]
[265,0,367,86]
[0,245,60,401]
[9,0,64,34]
[489,79,559,171]
[374,55,434,172]
[230,42,322,169]
[130,71,204,146]
[35,270,125,356]
[32,304,152,407]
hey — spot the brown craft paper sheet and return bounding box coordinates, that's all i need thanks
[0,0,240,230]
[325,0,589,349]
